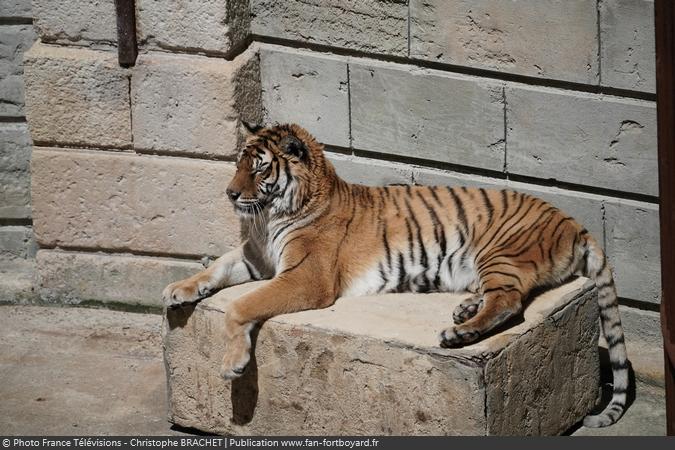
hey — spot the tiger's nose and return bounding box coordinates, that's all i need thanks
[226,189,240,201]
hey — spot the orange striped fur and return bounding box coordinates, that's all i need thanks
[163,123,628,428]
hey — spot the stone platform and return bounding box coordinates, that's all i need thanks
[163,278,600,436]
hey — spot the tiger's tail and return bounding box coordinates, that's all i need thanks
[581,234,629,428]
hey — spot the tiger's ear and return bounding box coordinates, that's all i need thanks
[279,135,308,161]
[241,120,264,136]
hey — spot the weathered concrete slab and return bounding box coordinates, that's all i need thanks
[604,199,660,305]
[165,278,599,435]
[36,250,204,308]
[600,0,656,93]
[136,0,249,56]
[31,148,240,257]
[506,85,657,196]
[0,305,175,435]
[351,60,506,171]
[410,0,599,84]
[251,0,408,56]
[131,49,261,158]
[260,46,349,148]
[0,123,32,219]
[23,43,131,149]
[0,25,36,117]
[32,0,117,46]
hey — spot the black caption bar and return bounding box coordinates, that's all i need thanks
[1,436,673,450]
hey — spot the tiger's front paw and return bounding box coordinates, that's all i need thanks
[162,277,213,307]
[439,326,480,348]
[219,335,251,380]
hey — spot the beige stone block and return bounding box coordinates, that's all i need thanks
[23,43,131,149]
[164,278,599,435]
[36,250,203,308]
[131,49,261,158]
[31,148,240,257]
[32,0,117,46]
[136,0,249,56]
[410,0,599,84]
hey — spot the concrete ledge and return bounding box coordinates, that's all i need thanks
[164,278,599,435]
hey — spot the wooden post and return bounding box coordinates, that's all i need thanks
[655,0,675,437]
[114,0,138,67]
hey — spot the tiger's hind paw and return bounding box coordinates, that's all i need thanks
[439,327,479,348]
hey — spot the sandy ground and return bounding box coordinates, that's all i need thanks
[0,304,666,436]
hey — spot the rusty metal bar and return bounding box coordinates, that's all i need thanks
[655,0,675,436]
[114,0,138,67]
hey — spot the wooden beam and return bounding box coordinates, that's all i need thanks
[114,0,138,67]
[655,0,675,437]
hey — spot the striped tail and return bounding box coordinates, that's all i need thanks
[581,236,629,428]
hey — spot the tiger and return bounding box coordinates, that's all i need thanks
[162,123,628,429]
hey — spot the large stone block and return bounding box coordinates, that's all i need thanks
[600,0,656,93]
[23,43,131,149]
[36,250,203,308]
[251,0,408,56]
[327,152,413,186]
[260,47,349,148]
[410,0,599,84]
[131,49,261,158]
[31,148,240,257]
[136,0,249,56]
[164,278,600,435]
[0,0,32,18]
[604,199,660,305]
[0,25,36,117]
[506,85,657,196]
[351,61,506,171]
[32,0,117,46]
[0,123,32,219]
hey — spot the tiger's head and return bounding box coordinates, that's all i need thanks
[227,123,335,218]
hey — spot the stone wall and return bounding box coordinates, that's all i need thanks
[18,1,662,382]
[0,0,37,302]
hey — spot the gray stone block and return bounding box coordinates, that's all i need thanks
[0,0,32,18]
[410,0,599,84]
[24,43,131,149]
[327,152,413,186]
[136,0,249,56]
[31,148,241,258]
[351,61,506,171]
[506,85,657,196]
[36,250,203,308]
[604,199,660,305]
[251,0,408,56]
[0,225,36,260]
[32,0,117,46]
[600,0,656,93]
[131,49,261,158]
[0,123,32,219]
[0,25,36,117]
[260,46,349,148]
[164,278,599,435]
